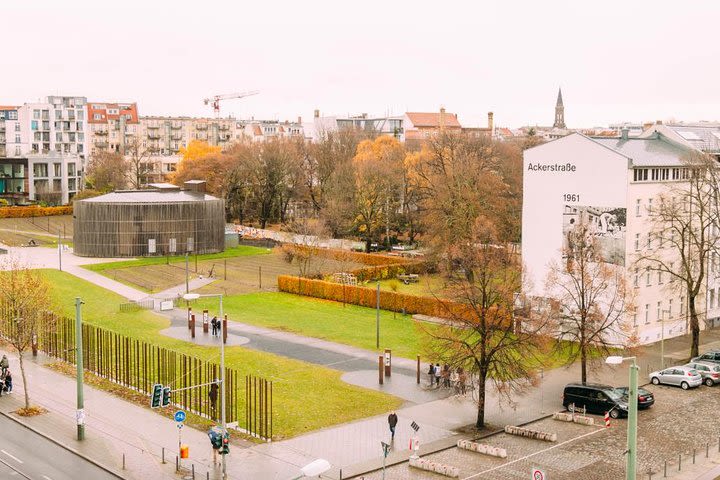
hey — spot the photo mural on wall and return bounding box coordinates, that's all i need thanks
[562,204,627,266]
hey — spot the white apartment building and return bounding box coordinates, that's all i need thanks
[522,131,717,346]
[305,110,404,142]
[0,97,86,204]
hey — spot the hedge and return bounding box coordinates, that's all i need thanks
[0,205,73,219]
[277,275,477,321]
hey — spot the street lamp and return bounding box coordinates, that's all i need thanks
[183,292,225,479]
[606,355,638,480]
[660,309,671,369]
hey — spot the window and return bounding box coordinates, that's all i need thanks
[54,163,61,177]
[657,302,662,322]
[33,110,40,119]
[647,232,653,250]
[55,110,62,119]
[668,299,673,318]
[14,146,20,156]
[636,199,641,216]
[658,270,663,284]
[645,304,650,324]
[646,266,651,286]
[93,114,102,120]
[33,163,48,177]
[56,132,62,142]
[711,289,716,310]
[635,233,640,251]
[15,134,20,143]
[77,110,84,120]
[633,314,638,327]
[31,120,38,130]
[634,267,639,287]
[680,296,685,315]
[14,123,19,132]
[8,111,17,120]
[647,198,653,214]
[68,163,76,176]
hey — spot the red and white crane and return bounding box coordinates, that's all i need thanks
[203,90,259,118]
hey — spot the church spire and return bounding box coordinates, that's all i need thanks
[553,87,566,129]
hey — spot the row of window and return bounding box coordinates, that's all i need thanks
[633,167,691,183]
[33,109,85,121]
[635,297,684,326]
[32,162,77,178]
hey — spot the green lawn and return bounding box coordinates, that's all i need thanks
[194,292,433,360]
[41,270,402,439]
[375,275,450,298]
[82,245,270,272]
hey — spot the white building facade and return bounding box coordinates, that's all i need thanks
[523,132,717,346]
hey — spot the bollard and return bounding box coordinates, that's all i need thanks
[162,447,165,464]
[678,454,681,471]
[416,355,420,384]
[693,449,695,464]
[378,355,384,385]
[340,469,342,480]
[176,456,179,472]
[707,443,710,458]
[192,464,195,479]
[663,461,667,478]
[207,472,209,480]
[122,453,125,470]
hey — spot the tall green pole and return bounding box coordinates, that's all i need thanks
[75,297,85,441]
[219,294,226,480]
[185,253,189,294]
[626,358,638,480]
[376,282,380,349]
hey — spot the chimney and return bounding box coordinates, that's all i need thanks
[487,112,494,131]
[314,109,320,118]
[439,107,446,130]
[656,120,663,125]
[297,116,302,125]
[621,127,629,140]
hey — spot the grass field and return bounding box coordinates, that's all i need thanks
[41,270,403,439]
[0,215,74,246]
[89,249,365,295]
[375,275,450,298]
[195,292,434,360]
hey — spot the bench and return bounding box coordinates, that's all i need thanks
[396,273,419,285]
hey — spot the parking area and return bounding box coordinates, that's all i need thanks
[361,382,720,480]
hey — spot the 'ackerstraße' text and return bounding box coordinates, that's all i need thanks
[526,162,576,173]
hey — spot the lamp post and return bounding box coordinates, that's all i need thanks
[606,355,638,480]
[660,309,671,369]
[184,292,225,479]
[75,297,85,440]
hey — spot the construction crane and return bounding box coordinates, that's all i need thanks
[203,90,259,117]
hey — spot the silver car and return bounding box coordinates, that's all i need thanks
[649,365,703,390]
[685,362,720,386]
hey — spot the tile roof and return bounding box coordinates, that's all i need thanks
[0,105,19,110]
[592,134,692,167]
[406,112,462,128]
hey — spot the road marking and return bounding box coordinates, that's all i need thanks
[0,457,30,479]
[42,475,55,480]
[0,450,23,464]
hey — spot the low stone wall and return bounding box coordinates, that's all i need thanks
[504,425,557,442]
[409,457,460,478]
[457,439,507,458]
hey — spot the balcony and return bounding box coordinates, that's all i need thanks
[147,133,161,140]
[94,129,108,136]
[95,141,109,148]
[171,124,182,130]
[171,134,183,141]
[195,124,208,130]
[147,124,159,130]
[218,124,230,131]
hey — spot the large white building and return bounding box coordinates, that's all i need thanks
[522,131,718,345]
[0,97,86,204]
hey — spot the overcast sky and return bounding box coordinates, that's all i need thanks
[5,0,720,128]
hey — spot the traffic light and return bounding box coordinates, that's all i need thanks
[162,387,171,407]
[150,384,163,408]
[221,433,229,455]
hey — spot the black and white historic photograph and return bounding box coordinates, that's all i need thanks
[562,204,627,265]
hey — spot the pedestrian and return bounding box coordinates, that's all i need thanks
[442,365,450,388]
[0,354,8,377]
[387,411,398,440]
[458,368,467,395]
[3,370,11,394]
[450,368,459,394]
[427,363,435,386]
[434,363,441,387]
[210,316,216,336]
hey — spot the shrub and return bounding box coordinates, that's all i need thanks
[0,205,72,219]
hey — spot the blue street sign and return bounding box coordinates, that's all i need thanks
[174,410,186,423]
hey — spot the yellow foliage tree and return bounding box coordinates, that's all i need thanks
[171,141,224,193]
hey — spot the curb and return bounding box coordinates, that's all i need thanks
[0,409,128,480]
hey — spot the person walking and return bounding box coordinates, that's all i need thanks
[0,354,8,377]
[387,411,398,440]
[434,363,441,387]
[211,316,218,336]
[3,370,12,394]
[427,363,435,386]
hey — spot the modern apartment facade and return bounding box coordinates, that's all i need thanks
[522,131,718,346]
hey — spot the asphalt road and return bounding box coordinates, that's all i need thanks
[0,415,120,480]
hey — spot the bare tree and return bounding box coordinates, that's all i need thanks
[547,223,634,383]
[0,259,53,410]
[424,218,548,428]
[125,137,155,188]
[638,152,720,358]
[280,217,329,278]
[86,151,129,192]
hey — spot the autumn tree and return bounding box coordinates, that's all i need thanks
[351,136,404,252]
[0,259,53,410]
[424,218,547,428]
[639,152,720,358]
[172,140,224,191]
[86,151,129,192]
[547,223,633,383]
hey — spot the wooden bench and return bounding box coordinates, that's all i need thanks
[396,273,419,284]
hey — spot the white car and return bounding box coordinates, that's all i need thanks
[649,366,702,390]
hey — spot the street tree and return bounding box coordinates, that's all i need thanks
[125,137,156,189]
[423,218,548,428]
[547,222,634,384]
[638,152,720,358]
[86,151,128,192]
[0,259,53,410]
[172,140,224,191]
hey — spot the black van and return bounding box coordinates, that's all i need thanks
[562,383,629,418]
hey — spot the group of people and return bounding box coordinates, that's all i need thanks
[210,316,221,336]
[0,355,13,396]
[427,363,468,395]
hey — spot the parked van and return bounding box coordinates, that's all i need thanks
[562,383,629,419]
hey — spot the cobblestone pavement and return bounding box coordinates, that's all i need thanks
[360,383,720,480]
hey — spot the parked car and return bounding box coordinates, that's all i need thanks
[691,350,720,364]
[649,366,702,389]
[562,383,628,419]
[685,362,720,386]
[612,387,655,409]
